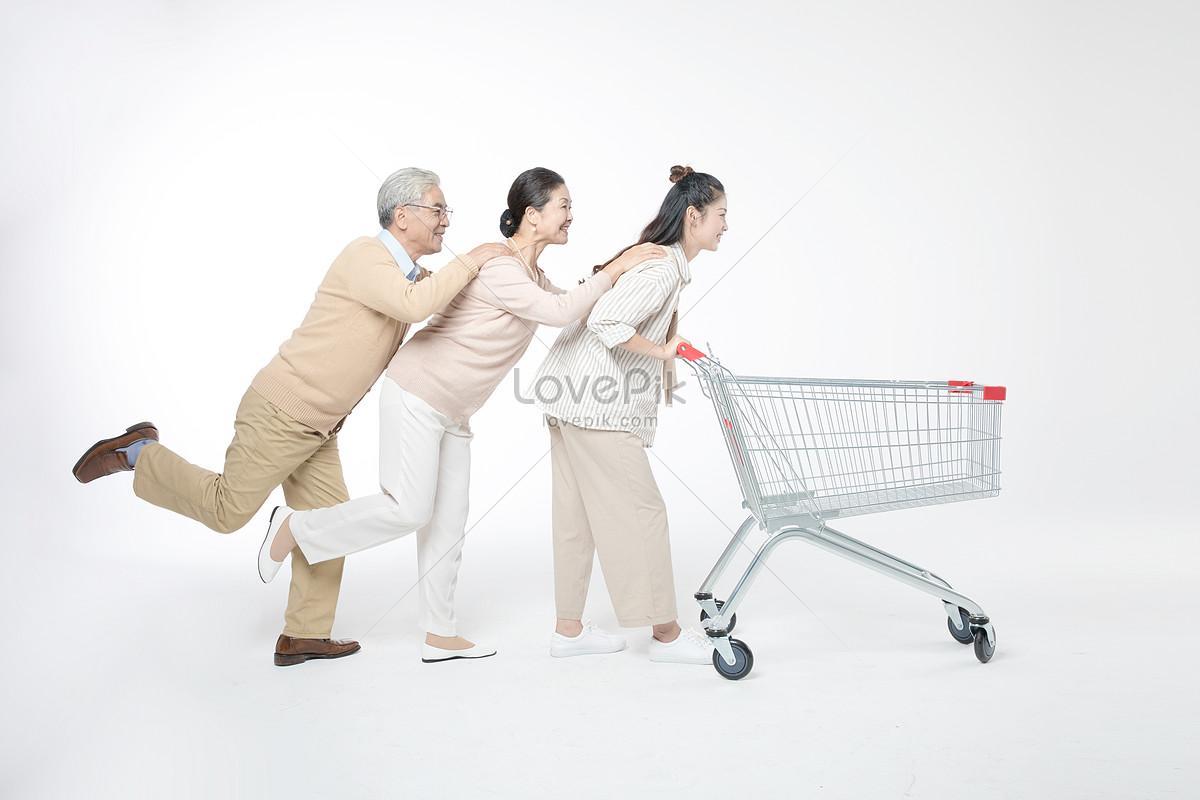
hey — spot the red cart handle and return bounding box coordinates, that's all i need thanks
[676,343,707,361]
[949,380,1007,401]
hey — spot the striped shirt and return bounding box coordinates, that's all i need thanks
[534,243,691,445]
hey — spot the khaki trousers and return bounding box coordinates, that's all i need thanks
[548,417,677,628]
[132,388,348,638]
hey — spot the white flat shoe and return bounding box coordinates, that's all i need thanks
[421,642,497,663]
[257,505,293,584]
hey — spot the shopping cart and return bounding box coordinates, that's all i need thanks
[676,344,1005,680]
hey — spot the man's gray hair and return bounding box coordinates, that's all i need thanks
[377,167,440,227]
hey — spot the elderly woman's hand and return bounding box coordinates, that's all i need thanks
[603,242,669,283]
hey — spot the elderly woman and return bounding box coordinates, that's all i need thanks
[257,167,665,662]
[534,166,729,664]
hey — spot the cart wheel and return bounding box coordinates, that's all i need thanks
[700,600,737,634]
[973,628,996,663]
[948,608,974,644]
[712,638,754,680]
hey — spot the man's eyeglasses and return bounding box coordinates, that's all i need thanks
[404,204,453,222]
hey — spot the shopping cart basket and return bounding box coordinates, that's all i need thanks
[677,344,1005,680]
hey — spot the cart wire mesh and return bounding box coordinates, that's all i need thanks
[692,359,1004,527]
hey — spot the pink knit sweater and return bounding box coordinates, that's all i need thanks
[387,256,612,423]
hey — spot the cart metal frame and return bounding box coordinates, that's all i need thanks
[677,344,1005,679]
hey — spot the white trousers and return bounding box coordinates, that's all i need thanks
[289,378,473,636]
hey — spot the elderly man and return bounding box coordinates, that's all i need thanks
[73,168,507,666]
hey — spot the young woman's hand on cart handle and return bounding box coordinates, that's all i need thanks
[661,334,691,361]
[616,333,691,361]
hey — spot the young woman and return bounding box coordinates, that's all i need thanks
[533,166,728,664]
[257,168,665,662]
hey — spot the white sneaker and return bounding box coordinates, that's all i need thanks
[648,627,713,664]
[550,621,627,658]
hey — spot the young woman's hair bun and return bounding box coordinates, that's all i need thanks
[669,165,695,184]
[499,210,519,238]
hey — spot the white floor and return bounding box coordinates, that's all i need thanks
[4,471,1195,799]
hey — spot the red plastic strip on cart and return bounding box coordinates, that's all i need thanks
[725,419,744,464]
[677,343,707,361]
[946,381,1007,401]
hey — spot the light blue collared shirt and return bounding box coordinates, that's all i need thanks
[376,229,421,282]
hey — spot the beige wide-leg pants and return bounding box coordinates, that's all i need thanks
[548,417,678,628]
[132,388,348,639]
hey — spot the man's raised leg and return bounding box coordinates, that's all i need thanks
[131,389,310,534]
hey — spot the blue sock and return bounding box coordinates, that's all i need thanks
[117,439,152,467]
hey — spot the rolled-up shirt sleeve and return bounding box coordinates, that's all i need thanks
[586,264,672,347]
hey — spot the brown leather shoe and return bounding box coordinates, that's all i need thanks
[274,634,362,667]
[72,422,159,483]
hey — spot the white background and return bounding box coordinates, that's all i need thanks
[2,1,1197,797]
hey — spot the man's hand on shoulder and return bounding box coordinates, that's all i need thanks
[466,242,511,267]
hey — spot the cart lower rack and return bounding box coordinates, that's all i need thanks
[677,344,1005,679]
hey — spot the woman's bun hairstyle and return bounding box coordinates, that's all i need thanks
[499,167,567,238]
[499,210,519,238]
[589,164,723,279]
[669,165,696,184]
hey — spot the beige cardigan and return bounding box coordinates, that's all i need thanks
[387,256,613,424]
[251,236,479,434]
